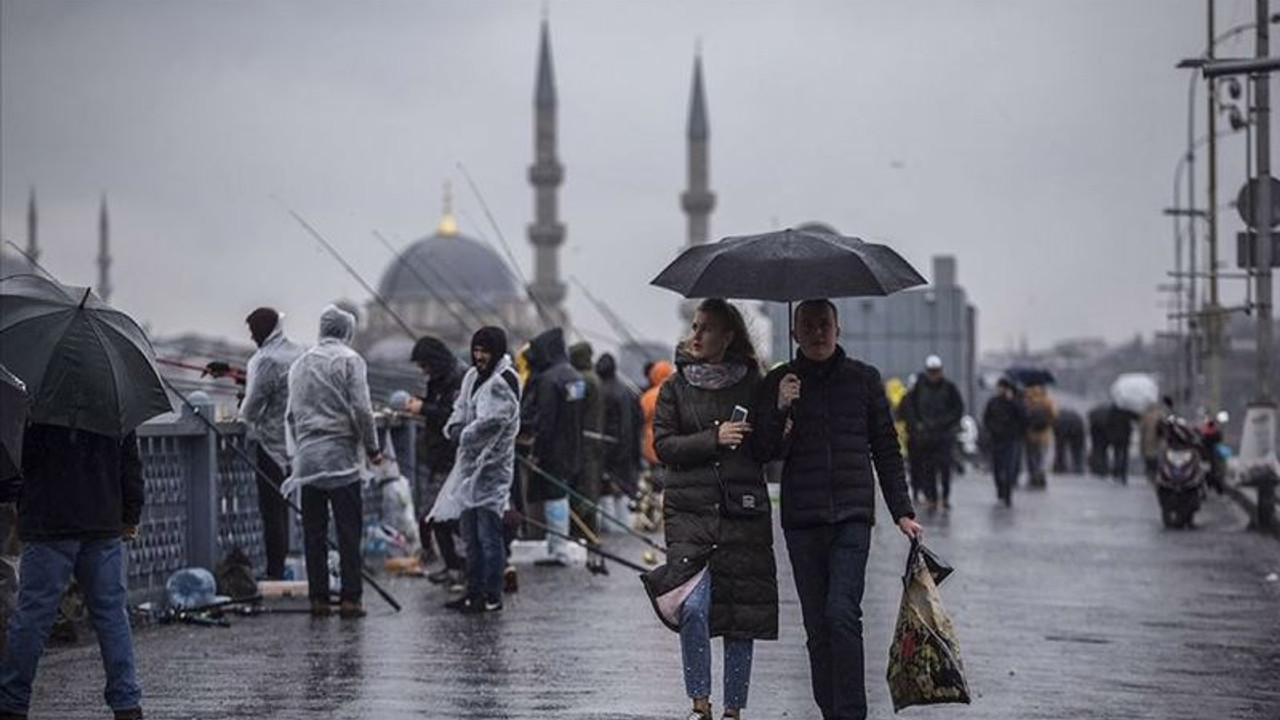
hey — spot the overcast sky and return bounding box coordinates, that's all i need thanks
[1,0,1272,356]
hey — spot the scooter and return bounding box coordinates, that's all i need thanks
[1155,418,1206,529]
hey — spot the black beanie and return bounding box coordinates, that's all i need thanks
[471,326,508,359]
[245,307,279,347]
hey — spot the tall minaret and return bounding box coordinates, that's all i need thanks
[527,18,567,324]
[679,52,716,321]
[26,187,39,265]
[97,194,112,303]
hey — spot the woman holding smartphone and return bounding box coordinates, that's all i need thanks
[641,298,795,720]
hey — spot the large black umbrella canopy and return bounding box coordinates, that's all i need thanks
[650,227,927,302]
[0,274,172,438]
[0,363,26,481]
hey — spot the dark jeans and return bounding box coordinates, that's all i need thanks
[302,482,363,604]
[784,520,873,720]
[916,442,952,503]
[459,508,503,602]
[429,519,464,571]
[0,539,140,714]
[255,447,290,579]
[991,440,1020,501]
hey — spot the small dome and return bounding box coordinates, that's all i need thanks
[378,232,522,305]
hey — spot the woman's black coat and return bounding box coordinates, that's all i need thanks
[641,366,785,641]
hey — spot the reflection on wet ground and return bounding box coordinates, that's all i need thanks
[31,474,1280,718]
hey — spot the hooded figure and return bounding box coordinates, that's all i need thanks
[282,304,380,617]
[238,307,304,579]
[409,335,467,582]
[283,305,379,494]
[518,327,584,565]
[440,327,521,611]
[569,341,605,535]
[597,352,643,499]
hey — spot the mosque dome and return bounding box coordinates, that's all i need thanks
[377,195,523,306]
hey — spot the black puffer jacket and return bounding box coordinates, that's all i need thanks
[760,346,914,530]
[642,363,785,641]
[19,424,144,541]
[901,376,965,449]
[519,328,584,502]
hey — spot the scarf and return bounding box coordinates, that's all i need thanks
[683,362,748,390]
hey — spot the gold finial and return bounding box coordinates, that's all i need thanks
[436,180,458,236]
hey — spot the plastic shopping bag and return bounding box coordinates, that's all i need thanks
[886,540,971,712]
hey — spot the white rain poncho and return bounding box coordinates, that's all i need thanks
[238,323,304,472]
[282,306,379,494]
[433,354,521,518]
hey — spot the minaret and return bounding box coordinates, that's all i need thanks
[97,194,112,303]
[26,187,40,265]
[679,52,716,321]
[527,18,567,324]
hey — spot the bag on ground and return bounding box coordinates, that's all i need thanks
[887,540,971,712]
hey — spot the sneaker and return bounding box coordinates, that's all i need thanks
[444,596,476,612]
[685,710,711,720]
[309,601,332,618]
[503,565,519,594]
[426,567,452,584]
[338,601,366,619]
[483,597,503,612]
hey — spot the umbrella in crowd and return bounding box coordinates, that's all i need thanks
[0,274,172,438]
[1110,373,1159,415]
[0,363,26,482]
[651,226,926,303]
[651,227,926,350]
[1004,366,1056,388]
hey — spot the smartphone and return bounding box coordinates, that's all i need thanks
[730,405,749,424]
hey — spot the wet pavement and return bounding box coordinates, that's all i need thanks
[29,472,1280,719]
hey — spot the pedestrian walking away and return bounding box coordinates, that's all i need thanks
[1051,408,1086,475]
[899,355,964,511]
[518,327,585,566]
[405,335,467,589]
[442,327,521,614]
[238,307,304,580]
[1022,384,1056,488]
[282,305,383,619]
[596,351,643,530]
[758,299,923,720]
[569,341,606,570]
[641,298,787,720]
[982,378,1027,506]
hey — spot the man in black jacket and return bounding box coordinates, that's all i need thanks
[595,352,642,529]
[900,355,965,511]
[759,299,922,720]
[518,327,584,566]
[0,424,144,720]
[406,336,466,585]
[982,378,1026,506]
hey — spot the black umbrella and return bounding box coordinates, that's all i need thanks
[0,364,27,482]
[0,274,172,438]
[1004,366,1056,387]
[650,227,926,302]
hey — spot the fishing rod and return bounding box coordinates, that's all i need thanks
[369,229,475,332]
[271,196,417,341]
[155,357,246,383]
[519,455,667,554]
[164,378,404,612]
[515,511,647,574]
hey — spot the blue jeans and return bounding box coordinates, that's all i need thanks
[459,507,504,602]
[0,539,140,713]
[679,572,754,709]
[785,521,872,720]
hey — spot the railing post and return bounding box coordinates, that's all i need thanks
[183,392,219,571]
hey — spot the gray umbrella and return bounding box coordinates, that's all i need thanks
[0,274,172,438]
[650,227,926,302]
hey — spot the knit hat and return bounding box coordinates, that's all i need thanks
[471,326,508,359]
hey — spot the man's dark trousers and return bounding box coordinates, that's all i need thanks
[301,483,363,604]
[916,440,952,503]
[991,440,1019,501]
[255,447,290,579]
[785,519,873,720]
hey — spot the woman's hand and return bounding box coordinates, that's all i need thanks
[717,421,752,448]
[777,373,801,410]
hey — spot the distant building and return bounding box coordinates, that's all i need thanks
[765,244,978,408]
